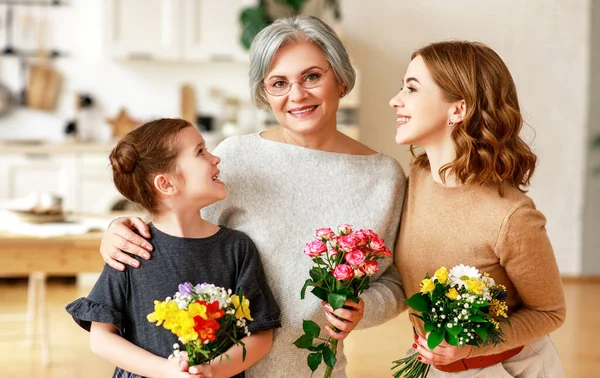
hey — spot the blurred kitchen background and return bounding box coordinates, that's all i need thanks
[0,0,599,377]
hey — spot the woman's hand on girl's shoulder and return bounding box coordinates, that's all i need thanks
[100,216,153,271]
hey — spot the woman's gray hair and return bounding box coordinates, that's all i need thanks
[249,15,356,108]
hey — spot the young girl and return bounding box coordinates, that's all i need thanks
[66,118,281,378]
[391,41,565,376]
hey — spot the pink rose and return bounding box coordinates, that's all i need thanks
[362,260,379,275]
[333,264,354,281]
[338,224,353,235]
[351,230,369,248]
[345,250,366,266]
[303,240,327,258]
[337,235,357,252]
[379,246,392,258]
[315,227,335,241]
[369,235,386,253]
[354,267,366,278]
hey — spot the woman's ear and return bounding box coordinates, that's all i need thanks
[449,100,467,124]
[153,174,178,196]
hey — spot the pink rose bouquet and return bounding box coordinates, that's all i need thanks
[294,225,391,377]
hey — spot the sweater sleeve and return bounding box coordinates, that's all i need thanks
[357,172,408,329]
[469,202,566,357]
[357,258,407,329]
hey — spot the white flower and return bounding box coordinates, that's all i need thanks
[449,264,481,288]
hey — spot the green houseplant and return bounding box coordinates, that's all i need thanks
[240,0,341,50]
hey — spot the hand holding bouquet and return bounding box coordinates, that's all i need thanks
[391,265,509,378]
[294,225,391,378]
[147,282,253,367]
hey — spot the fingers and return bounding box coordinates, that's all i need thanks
[324,324,349,340]
[127,217,152,239]
[100,245,125,271]
[112,222,153,256]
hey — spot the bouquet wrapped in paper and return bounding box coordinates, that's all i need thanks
[391,265,510,378]
[294,225,391,378]
[147,282,253,366]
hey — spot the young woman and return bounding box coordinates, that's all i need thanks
[96,17,406,378]
[67,118,281,378]
[391,41,566,377]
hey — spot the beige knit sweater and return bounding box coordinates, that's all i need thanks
[394,164,566,357]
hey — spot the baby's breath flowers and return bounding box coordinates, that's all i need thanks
[391,265,510,378]
[147,282,253,367]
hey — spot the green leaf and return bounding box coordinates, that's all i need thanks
[301,279,313,300]
[445,331,459,346]
[313,257,326,265]
[310,269,324,282]
[424,322,437,333]
[475,326,488,342]
[427,330,445,350]
[347,294,360,304]
[322,346,337,368]
[328,292,347,311]
[446,323,462,337]
[307,351,322,372]
[311,287,329,302]
[303,320,321,338]
[293,334,313,349]
[404,293,429,313]
[242,345,247,362]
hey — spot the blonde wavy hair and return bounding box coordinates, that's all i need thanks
[411,41,536,194]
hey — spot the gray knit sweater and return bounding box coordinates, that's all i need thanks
[202,133,407,377]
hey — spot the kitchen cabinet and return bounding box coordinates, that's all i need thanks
[104,0,181,61]
[105,0,248,62]
[0,144,123,214]
[0,154,78,211]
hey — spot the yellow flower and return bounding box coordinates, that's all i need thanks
[490,299,508,318]
[188,302,208,320]
[147,300,179,326]
[465,277,486,294]
[420,278,435,294]
[445,288,459,300]
[231,295,253,321]
[434,267,449,284]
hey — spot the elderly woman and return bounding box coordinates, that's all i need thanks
[99,16,407,377]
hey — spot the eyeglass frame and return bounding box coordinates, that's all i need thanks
[262,63,333,96]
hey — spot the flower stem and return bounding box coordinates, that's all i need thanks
[323,338,338,378]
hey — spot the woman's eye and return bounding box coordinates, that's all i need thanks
[197,148,204,156]
[304,73,322,82]
[272,80,288,88]
[407,86,416,93]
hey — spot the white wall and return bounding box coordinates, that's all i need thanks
[341,0,591,275]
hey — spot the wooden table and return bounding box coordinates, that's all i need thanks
[0,229,107,365]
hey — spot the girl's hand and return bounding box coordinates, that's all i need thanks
[161,355,206,378]
[188,363,213,377]
[100,216,153,270]
[322,298,365,340]
[413,333,472,366]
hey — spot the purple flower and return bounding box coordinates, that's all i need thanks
[178,282,194,296]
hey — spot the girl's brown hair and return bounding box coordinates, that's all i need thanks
[411,41,536,194]
[109,118,192,214]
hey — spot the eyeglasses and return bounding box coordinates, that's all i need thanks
[263,64,332,96]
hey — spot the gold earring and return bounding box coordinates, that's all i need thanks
[448,119,455,126]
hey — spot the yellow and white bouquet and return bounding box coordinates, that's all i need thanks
[391,265,509,378]
[147,282,253,366]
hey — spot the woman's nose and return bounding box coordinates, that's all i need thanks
[389,92,404,108]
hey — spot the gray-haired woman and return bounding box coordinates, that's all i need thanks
[99,16,407,377]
